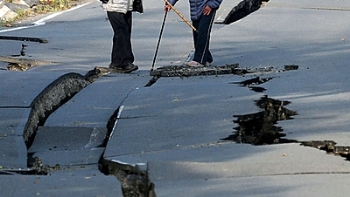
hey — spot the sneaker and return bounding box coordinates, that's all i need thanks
[186,61,204,67]
[205,62,211,67]
[110,63,138,73]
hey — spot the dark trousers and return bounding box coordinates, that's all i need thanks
[192,10,216,64]
[107,11,134,67]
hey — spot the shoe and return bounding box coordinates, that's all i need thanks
[109,63,119,68]
[110,63,138,73]
[186,61,204,67]
[121,63,138,73]
[205,62,211,67]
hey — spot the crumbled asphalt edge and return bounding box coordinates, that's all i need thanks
[147,64,297,87]
[222,0,270,24]
[149,64,240,78]
[146,64,241,87]
[24,73,90,148]
[23,67,103,148]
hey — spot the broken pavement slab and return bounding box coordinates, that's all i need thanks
[0,71,65,170]
[28,126,106,167]
[103,75,260,168]
[100,74,350,196]
[44,72,151,128]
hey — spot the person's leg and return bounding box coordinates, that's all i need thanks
[192,10,216,65]
[107,11,134,67]
[192,20,199,51]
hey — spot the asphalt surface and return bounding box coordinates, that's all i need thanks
[1,0,350,196]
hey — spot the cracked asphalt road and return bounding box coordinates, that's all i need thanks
[1,0,350,196]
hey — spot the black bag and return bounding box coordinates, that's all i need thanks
[133,0,143,13]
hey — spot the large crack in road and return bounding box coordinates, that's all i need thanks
[11,61,300,196]
[226,76,350,163]
[3,60,350,196]
[0,56,324,196]
[3,0,349,195]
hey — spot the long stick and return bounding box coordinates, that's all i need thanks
[151,11,168,71]
[164,0,197,32]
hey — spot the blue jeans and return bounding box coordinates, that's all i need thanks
[192,10,216,65]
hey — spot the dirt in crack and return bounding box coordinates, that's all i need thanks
[222,95,298,145]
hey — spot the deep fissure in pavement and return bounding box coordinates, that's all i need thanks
[222,95,298,145]
[99,159,156,197]
[99,107,156,197]
[227,80,350,162]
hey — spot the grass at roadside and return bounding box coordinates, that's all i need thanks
[1,0,74,26]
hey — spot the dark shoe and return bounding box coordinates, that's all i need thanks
[109,63,119,68]
[109,63,138,73]
[121,63,138,73]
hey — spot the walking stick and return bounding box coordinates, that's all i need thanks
[164,0,197,32]
[151,11,168,71]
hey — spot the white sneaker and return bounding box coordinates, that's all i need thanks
[205,62,211,67]
[186,61,204,67]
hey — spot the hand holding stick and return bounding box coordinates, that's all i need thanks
[164,0,197,32]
